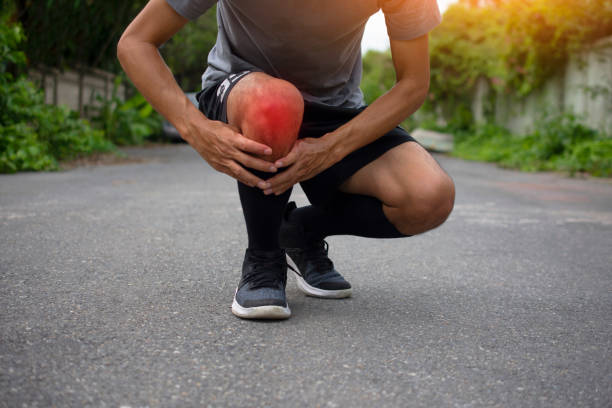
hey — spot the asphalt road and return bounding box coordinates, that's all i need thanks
[1,144,611,407]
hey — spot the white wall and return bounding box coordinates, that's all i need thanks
[470,35,612,135]
[29,67,126,117]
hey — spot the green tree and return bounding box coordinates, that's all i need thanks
[360,0,612,124]
[12,0,217,89]
[428,0,612,101]
[12,0,148,71]
[501,0,612,95]
[428,4,505,101]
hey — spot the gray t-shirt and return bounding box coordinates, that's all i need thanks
[166,0,441,107]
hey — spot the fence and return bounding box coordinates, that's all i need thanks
[469,35,612,136]
[28,67,127,117]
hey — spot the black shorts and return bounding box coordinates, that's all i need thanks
[196,71,416,206]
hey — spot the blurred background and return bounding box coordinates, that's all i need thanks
[1,0,611,176]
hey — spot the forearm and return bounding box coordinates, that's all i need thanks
[325,80,428,161]
[117,36,206,142]
[116,0,278,188]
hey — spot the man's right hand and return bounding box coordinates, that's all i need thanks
[181,114,277,188]
[117,0,275,189]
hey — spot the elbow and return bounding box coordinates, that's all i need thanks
[116,30,138,66]
[116,33,128,64]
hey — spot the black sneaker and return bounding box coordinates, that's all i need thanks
[231,249,291,319]
[280,202,352,299]
[286,241,352,298]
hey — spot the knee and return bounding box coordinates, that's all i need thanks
[393,173,455,235]
[427,174,455,226]
[236,76,304,161]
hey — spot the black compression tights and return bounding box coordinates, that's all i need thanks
[238,176,405,250]
[237,170,291,251]
[288,193,406,241]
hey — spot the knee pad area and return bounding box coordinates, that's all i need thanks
[241,84,304,161]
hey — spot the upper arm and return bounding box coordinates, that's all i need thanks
[389,34,430,94]
[381,0,441,91]
[119,0,190,48]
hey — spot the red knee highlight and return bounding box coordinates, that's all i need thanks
[238,79,304,162]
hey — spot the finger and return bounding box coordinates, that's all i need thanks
[271,164,313,194]
[264,170,296,194]
[264,169,290,189]
[268,179,294,195]
[234,151,278,173]
[228,162,268,188]
[274,145,299,168]
[235,135,273,156]
[272,182,293,195]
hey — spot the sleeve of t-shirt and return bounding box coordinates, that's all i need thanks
[381,0,442,40]
[165,0,217,20]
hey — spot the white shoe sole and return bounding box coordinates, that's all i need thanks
[231,293,291,320]
[287,256,352,299]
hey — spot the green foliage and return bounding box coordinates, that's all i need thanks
[361,49,426,131]
[428,3,506,102]
[429,0,612,101]
[0,19,26,72]
[10,0,217,86]
[361,1,612,124]
[86,77,162,146]
[0,15,167,173]
[361,50,395,104]
[0,76,113,173]
[161,7,218,91]
[1,123,55,172]
[0,19,113,173]
[12,0,148,71]
[561,138,612,177]
[359,2,612,177]
[501,0,612,95]
[453,113,612,177]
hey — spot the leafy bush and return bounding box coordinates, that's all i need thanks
[0,76,113,173]
[0,122,55,172]
[0,16,26,71]
[561,139,612,177]
[86,77,162,146]
[1,16,165,173]
[1,20,113,173]
[452,113,612,177]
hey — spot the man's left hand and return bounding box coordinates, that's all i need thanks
[262,136,340,195]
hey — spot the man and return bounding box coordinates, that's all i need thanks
[117,0,455,320]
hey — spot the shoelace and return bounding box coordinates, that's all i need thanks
[243,252,287,289]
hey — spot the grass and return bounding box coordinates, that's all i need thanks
[448,113,612,177]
